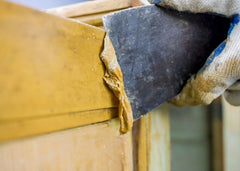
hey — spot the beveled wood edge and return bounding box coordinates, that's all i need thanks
[45,0,131,18]
[0,108,118,142]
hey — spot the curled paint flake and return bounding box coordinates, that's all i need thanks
[100,34,133,133]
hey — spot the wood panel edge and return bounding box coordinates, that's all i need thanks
[0,108,118,142]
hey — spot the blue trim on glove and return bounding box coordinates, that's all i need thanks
[228,14,240,35]
[149,0,164,4]
[148,2,240,74]
[200,41,226,71]
[200,14,239,71]
[149,0,166,6]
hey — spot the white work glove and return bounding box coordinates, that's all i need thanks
[148,0,240,106]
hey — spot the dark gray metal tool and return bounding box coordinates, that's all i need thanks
[103,5,230,120]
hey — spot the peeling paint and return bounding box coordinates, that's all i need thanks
[100,34,133,133]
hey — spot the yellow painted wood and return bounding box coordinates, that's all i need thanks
[137,114,151,171]
[0,118,133,171]
[130,0,147,6]
[133,105,170,171]
[73,11,114,27]
[0,1,117,121]
[46,0,131,18]
[0,108,117,142]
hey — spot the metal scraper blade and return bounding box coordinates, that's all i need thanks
[103,5,229,120]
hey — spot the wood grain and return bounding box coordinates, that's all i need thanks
[73,11,113,27]
[0,1,119,141]
[0,1,117,121]
[132,105,170,171]
[46,0,131,18]
[138,114,151,171]
[0,118,133,171]
[150,105,170,171]
[0,108,117,141]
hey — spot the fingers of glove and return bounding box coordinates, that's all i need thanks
[170,24,240,106]
[201,20,240,78]
[170,71,233,106]
[148,0,239,16]
[224,90,240,106]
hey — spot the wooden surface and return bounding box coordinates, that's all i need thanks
[46,0,131,18]
[0,108,117,141]
[132,115,151,171]
[0,1,171,171]
[130,0,148,6]
[46,0,131,27]
[0,118,133,171]
[45,0,145,27]
[0,1,118,141]
[132,105,170,171]
[73,12,111,27]
[137,115,151,171]
[222,98,240,171]
[210,100,224,171]
[150,105,170,171]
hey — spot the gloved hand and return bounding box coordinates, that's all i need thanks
[148,0,240,106]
